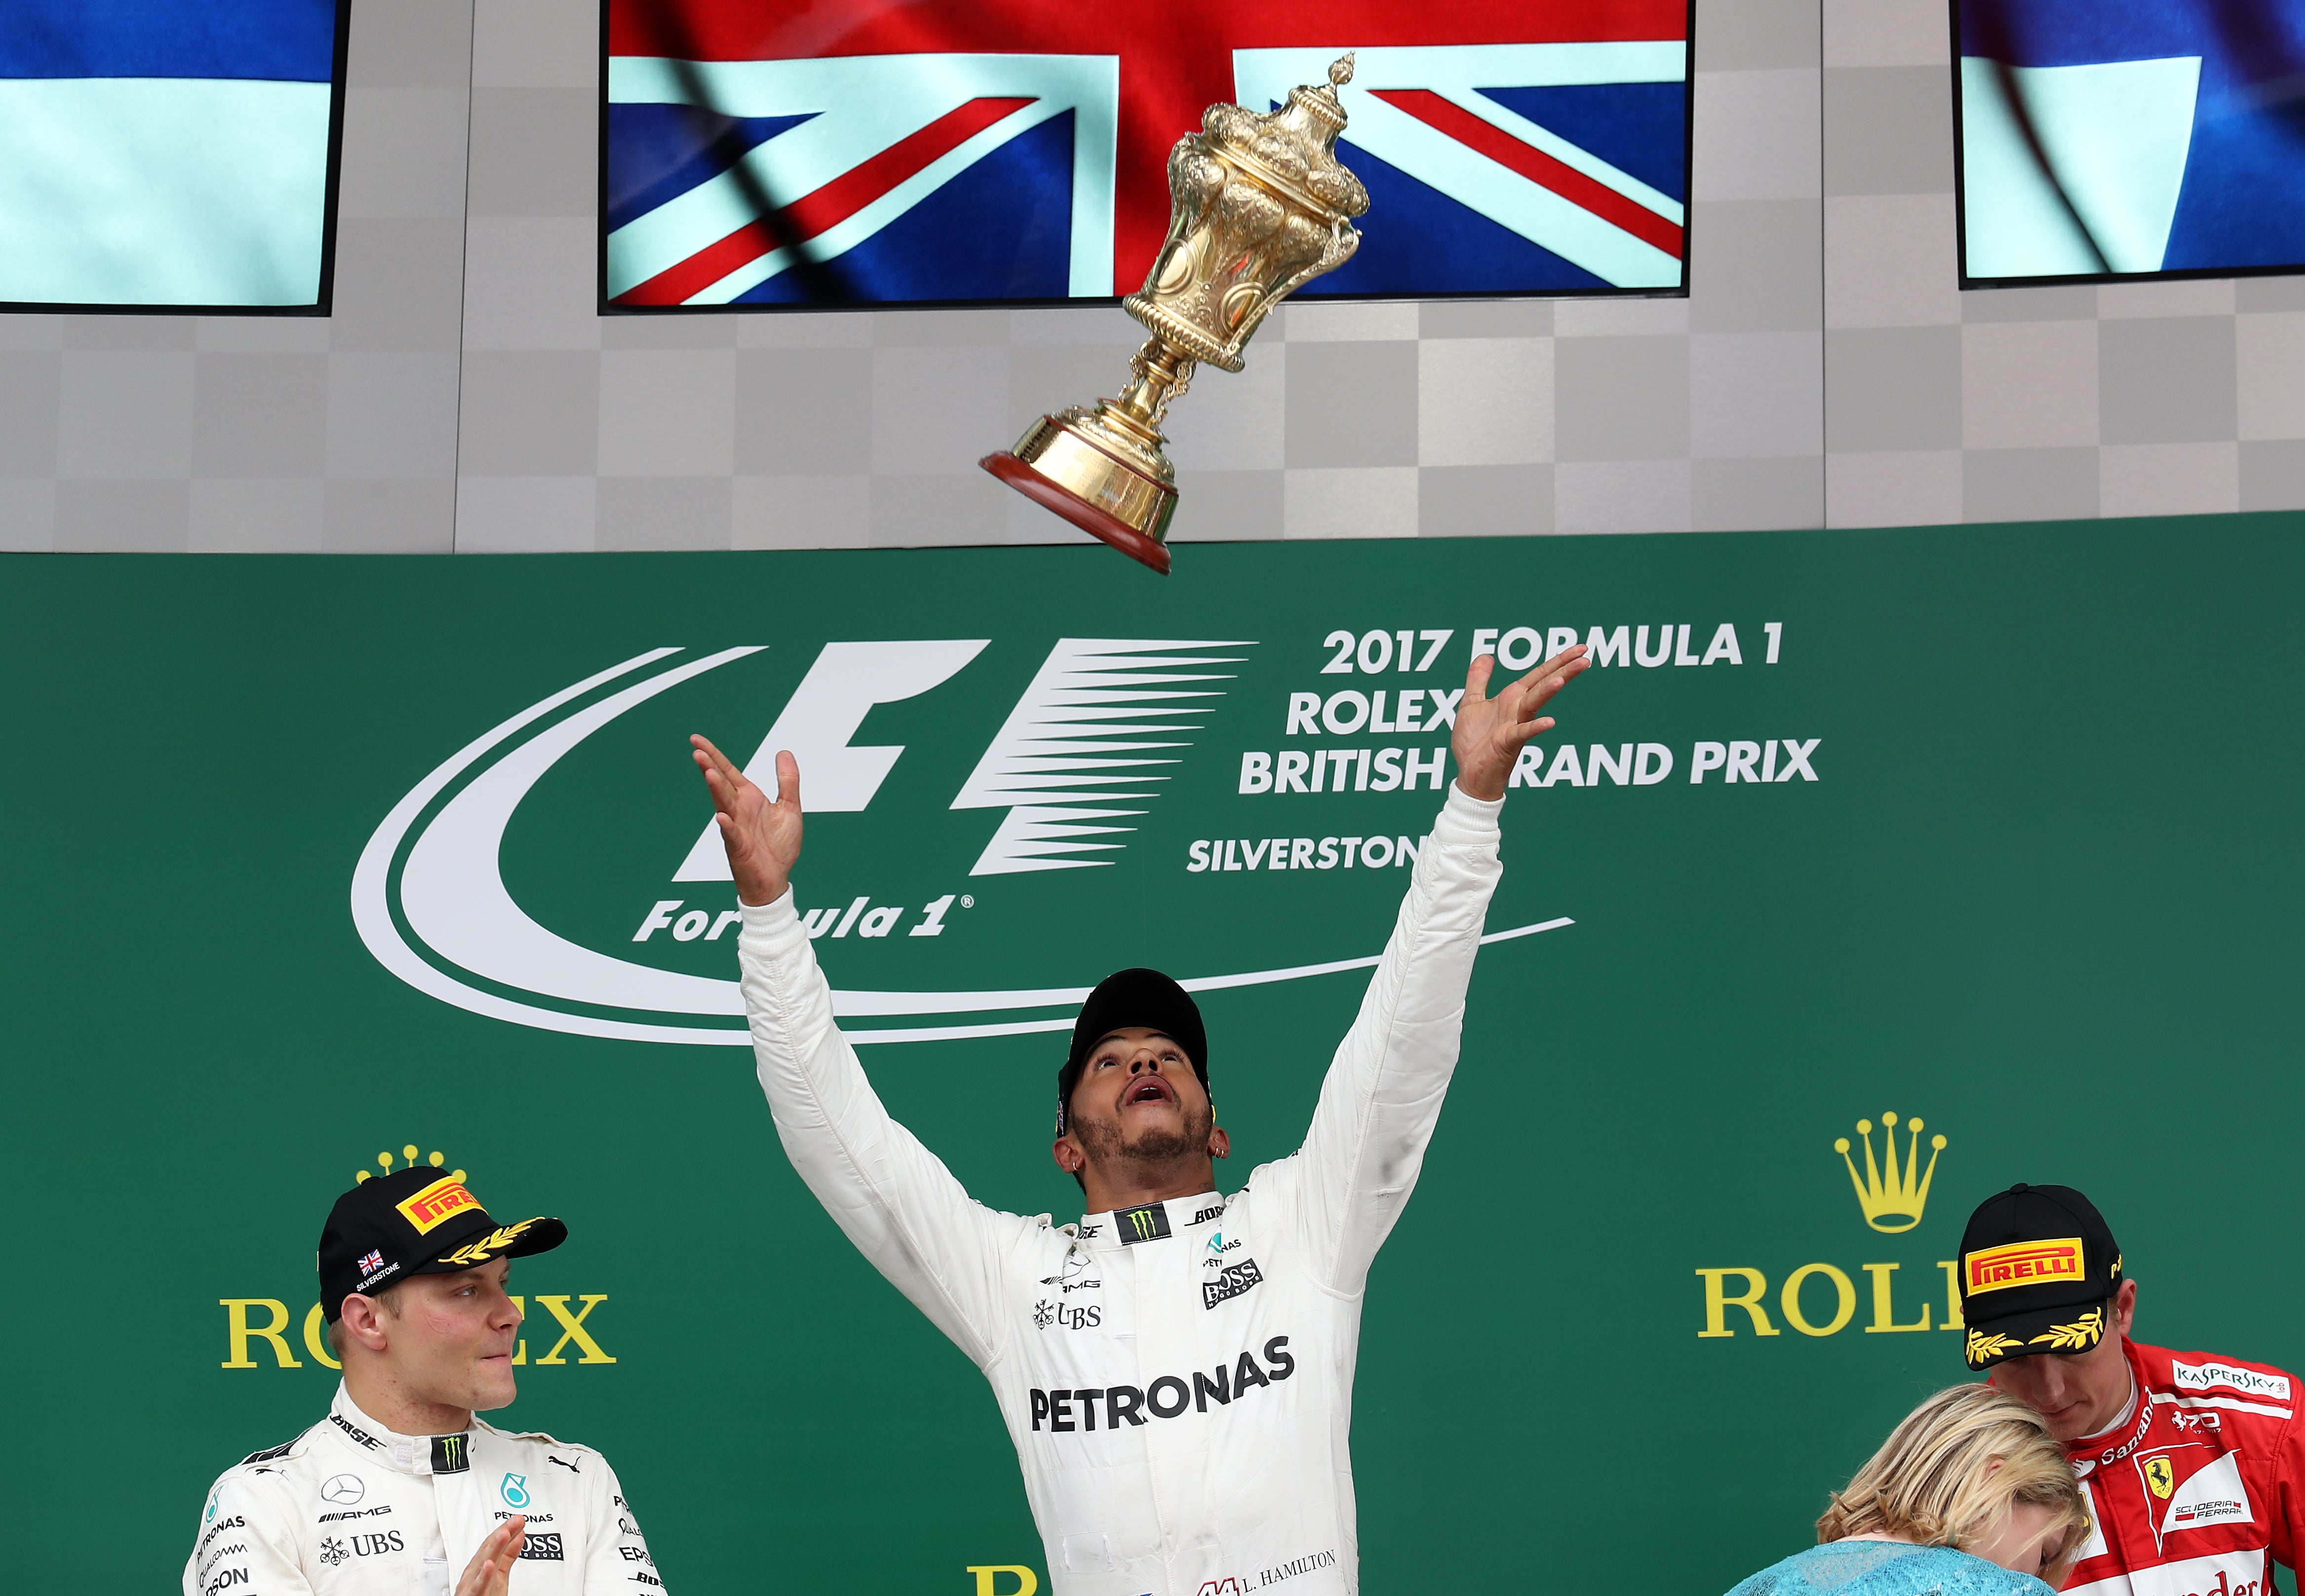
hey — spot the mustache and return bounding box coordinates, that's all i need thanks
[1076,1102,1212,1168]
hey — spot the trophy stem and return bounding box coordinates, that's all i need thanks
[1116,338,1198,430]
[978,335,1199,576]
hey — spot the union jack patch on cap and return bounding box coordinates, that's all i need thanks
[355,1249,385,1275]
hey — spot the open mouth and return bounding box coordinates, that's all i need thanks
[1125,1076,1176,1108]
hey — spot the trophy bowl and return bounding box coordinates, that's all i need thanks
[981,55,1370,574]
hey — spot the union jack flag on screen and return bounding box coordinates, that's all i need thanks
[603,0,1690,308]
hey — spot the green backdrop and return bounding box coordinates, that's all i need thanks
[6,516,2303,1594]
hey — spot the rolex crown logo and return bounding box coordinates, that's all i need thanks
[1834,1112,1947,1234]
[356,1144,466,1185]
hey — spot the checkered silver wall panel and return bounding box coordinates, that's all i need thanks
[0,0,2298,553]
[1820,0,2305,525]
[0,0,473,552]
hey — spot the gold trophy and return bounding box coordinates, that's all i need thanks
[982,55,1369,574]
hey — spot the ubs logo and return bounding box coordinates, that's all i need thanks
[1034,1299,1101,1330]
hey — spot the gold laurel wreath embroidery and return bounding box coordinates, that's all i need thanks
[2029,1307,2105,1352]
[1967,1329,2024,1364]
[435,1219,535,1268]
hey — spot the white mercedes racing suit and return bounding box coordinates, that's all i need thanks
[738,784,1505,1596]
[184,1383,662,1596]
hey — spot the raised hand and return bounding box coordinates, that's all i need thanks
[1450,645,1591,801]
[454,1517,524,1596]
[690,735,803,906]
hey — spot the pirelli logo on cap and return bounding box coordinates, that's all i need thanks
[396,1174,482,1235]
[1965,1237,2085,1295]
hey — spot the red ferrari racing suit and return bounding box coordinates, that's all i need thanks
[2057,1339,2305,1596]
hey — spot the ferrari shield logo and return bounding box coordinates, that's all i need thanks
[2145,1457,2176,1499]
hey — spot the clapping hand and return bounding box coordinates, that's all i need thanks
[454,1517,525,1596]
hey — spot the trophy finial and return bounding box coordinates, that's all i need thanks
[1330,53,1355,87]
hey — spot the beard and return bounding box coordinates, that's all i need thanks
[1076,1100,1212,1174]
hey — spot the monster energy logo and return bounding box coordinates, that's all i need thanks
[431,1435,469,1474]
[1118,1203,1172,1245]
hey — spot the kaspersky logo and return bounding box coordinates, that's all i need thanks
[351,634,1574,1048]
[1694,1110,1966,1344]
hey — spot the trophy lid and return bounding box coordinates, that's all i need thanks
[1288,52,1353,131]
[1200,53,1369,222]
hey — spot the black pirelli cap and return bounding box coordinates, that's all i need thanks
[317,1166,566,1323]
[1956,1182,2123,1370]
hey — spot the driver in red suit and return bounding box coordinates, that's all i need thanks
[1956,1184,2305,1596]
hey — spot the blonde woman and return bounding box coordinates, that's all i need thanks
[1725,1384,2090,1595]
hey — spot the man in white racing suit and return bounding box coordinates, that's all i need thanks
[185,1166,662,1596]
[689,641,1589,1596]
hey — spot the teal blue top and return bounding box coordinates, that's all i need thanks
[1725,1542,2056,1596]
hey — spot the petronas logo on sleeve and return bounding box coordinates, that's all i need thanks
[1834,1112,1947,1233]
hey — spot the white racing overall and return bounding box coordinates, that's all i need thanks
[738,785,1507,1596]
[185,1384,661,1596]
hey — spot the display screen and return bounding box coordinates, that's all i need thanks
[0,0,344,312]
[603,0,1690,310]
[1955,0,2305,285]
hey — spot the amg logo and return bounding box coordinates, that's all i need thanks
[519,1532,566,1561]
[1203,1260,1263,1310]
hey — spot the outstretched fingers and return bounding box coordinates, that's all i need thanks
[690,732,743,785]
[1516,647,1590,715]
[690,733,758,817]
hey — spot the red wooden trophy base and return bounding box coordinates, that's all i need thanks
[980,451,1172,575]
